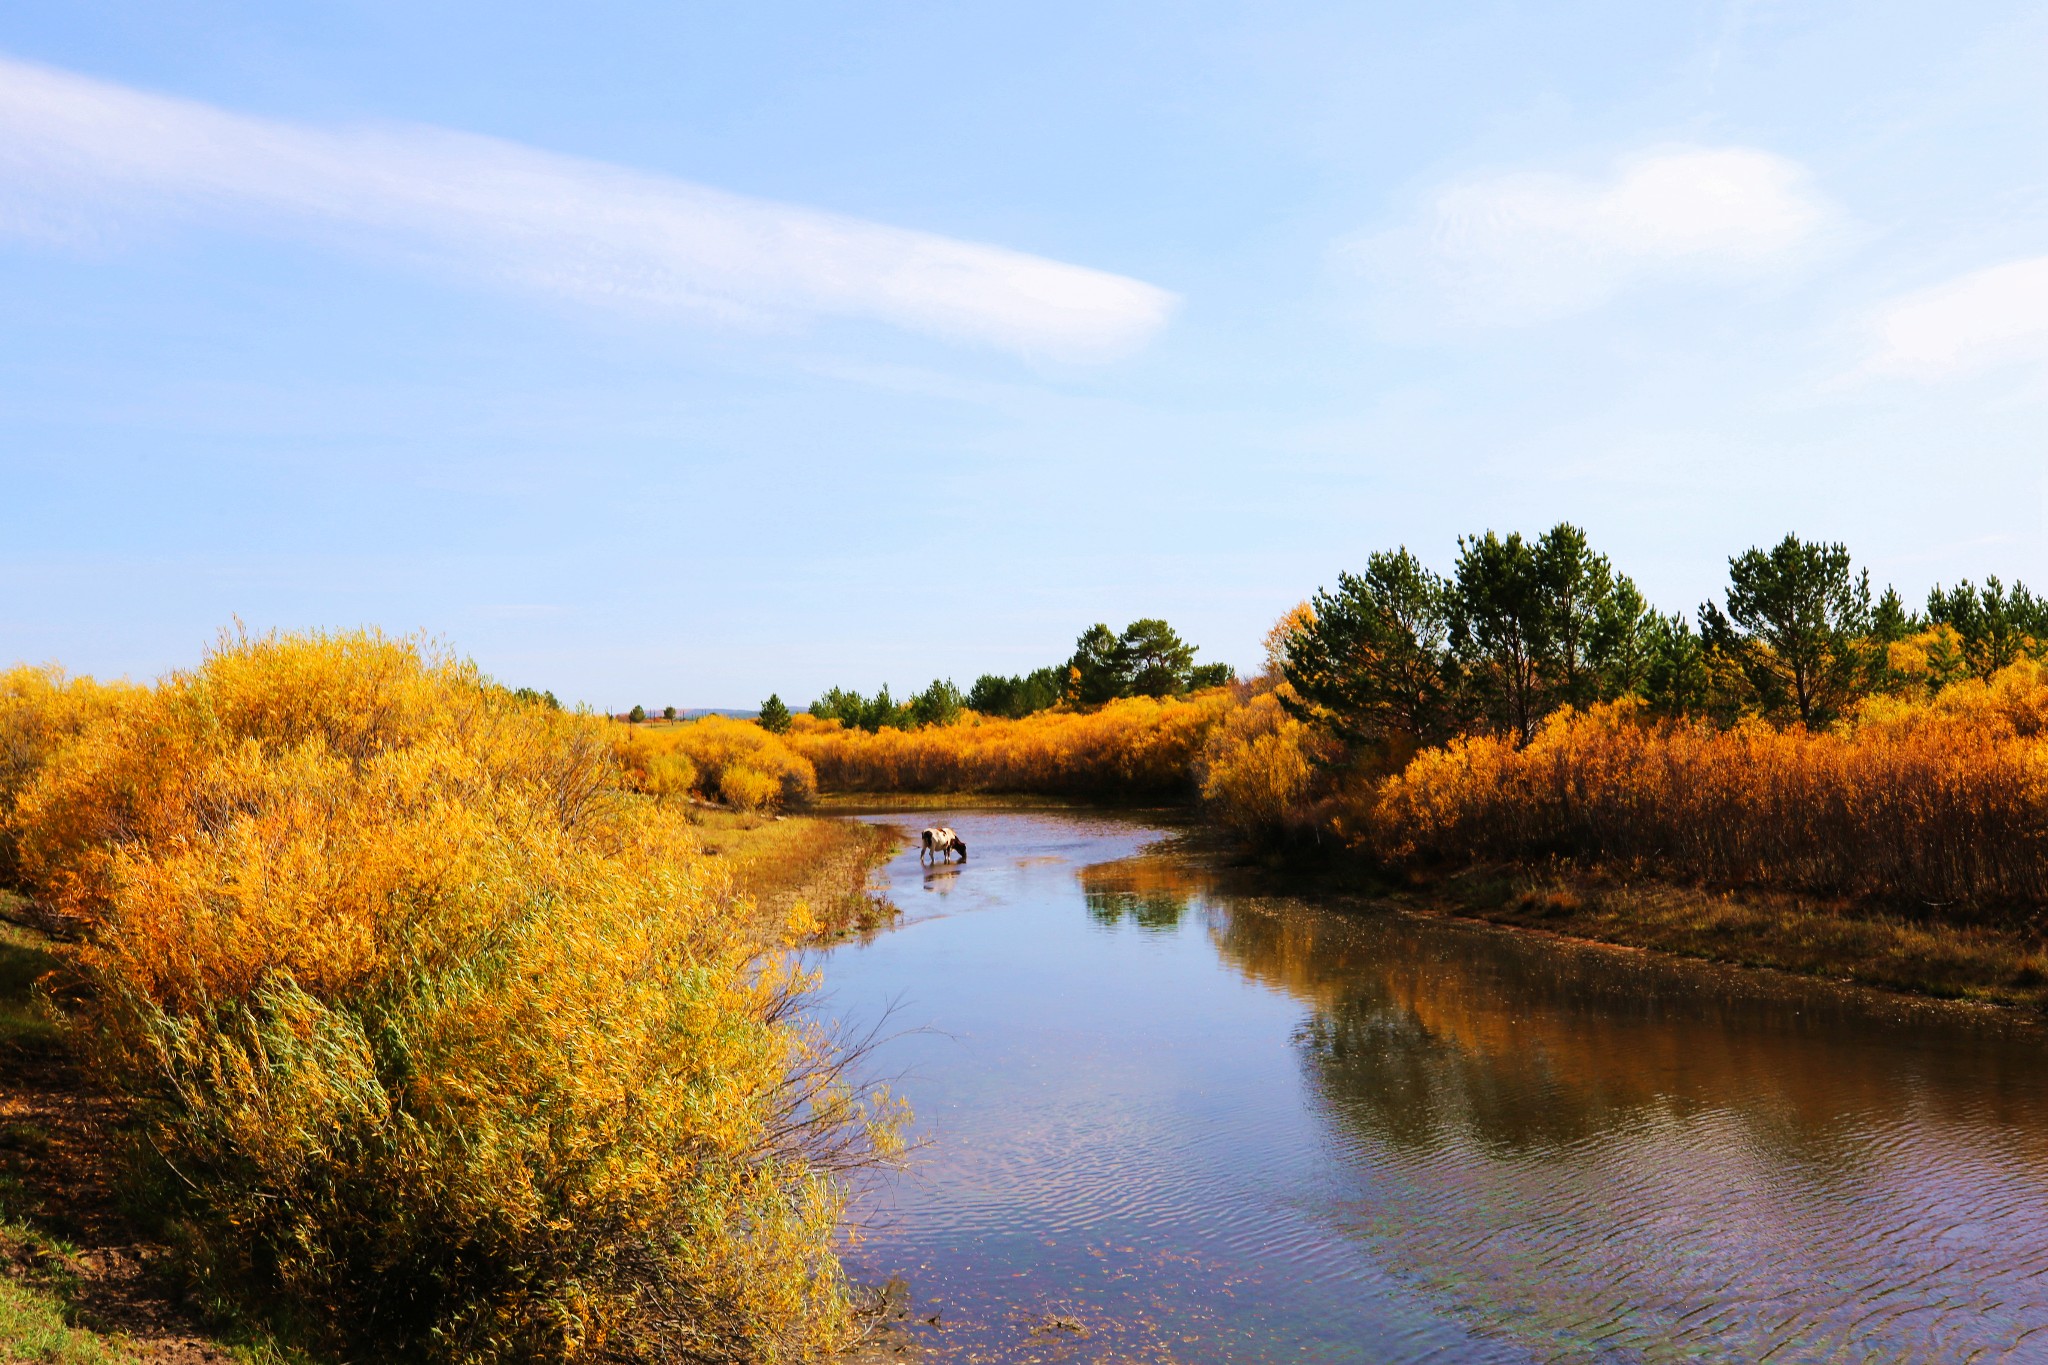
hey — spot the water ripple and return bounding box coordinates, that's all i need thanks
[828,811,2048,1364]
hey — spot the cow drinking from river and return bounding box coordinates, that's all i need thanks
[921,826,967,863]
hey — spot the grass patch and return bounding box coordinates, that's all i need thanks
[689,810,904,937]
[0,1209,307,1365]
[0,1259,133,1364]
[0,915,64,1054]
[1405,865,2048,1011]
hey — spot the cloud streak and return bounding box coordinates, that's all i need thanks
[0,54,1176,360]
[1347,145,1833,330]
[1867,256,2048,379]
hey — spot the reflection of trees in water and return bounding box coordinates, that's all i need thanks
[1204,898,2048,1362]
[1209,899,2048,1156]
[1077,856,1208,932]
[1071,849,2048,1158]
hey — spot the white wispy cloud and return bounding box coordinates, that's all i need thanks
[0,54,1176,360]
[1866,256,2048,379]
[1346,145,1834,330]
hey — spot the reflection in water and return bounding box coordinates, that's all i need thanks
[827,812,2048,1364]
[1210,899,2048,1361]
[1080,858,1196,932]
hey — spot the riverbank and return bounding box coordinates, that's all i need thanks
[1401,867,2048,1012]
[829,786,2048,1013]
[1200,838,2048,1013]
[688,807,902,937]
[791,788,2048,1014]
[780,655,2048,1016]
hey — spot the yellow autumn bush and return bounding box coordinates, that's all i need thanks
[0,664,139,890]
[1194,687,1333,835]
[1366,664,2048,908]
[615,715,816,811]
[1884,625,1973,695]
[3,630,897,1364]
[785,690,1234,798]
[718,763,782,811]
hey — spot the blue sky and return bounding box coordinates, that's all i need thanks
[5,2,2047,709]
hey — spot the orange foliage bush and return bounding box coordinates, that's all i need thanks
[3,630,896,1363]
[785,690,1235,798]
[1368,662,2048,909]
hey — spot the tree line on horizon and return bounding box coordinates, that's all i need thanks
[1281,523,2048,755]
[784,617,1234,734]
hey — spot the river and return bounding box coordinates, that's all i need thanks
[818,808,2048,1364]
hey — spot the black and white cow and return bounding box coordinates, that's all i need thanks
[920,826,967,863]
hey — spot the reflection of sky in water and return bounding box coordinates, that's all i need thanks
[820,810,2048,1363]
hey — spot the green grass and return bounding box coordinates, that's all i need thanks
[0,911,64,1053]
[0,1270,134,1364]
[0,1203,133,1365]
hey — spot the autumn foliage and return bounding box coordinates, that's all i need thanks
[614,713,818,811]
[1366,665,2048,910]
[1192,688,1336,836]
[785,690,1236,799]
[0,631,897,1364]
[0,665,140,890]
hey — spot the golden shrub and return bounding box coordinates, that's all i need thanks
[1195,688,1332,834]
[616,715,816,810]
[0,664,139,889]
[641,748,700,798]
[718,763,781,811]
[784,690,1236,798]
[4,630,896,1363]
[1883,625,1972,696]
[1366,665,2048,908]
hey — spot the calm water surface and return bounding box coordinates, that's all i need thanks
[820,809,2048,1364]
